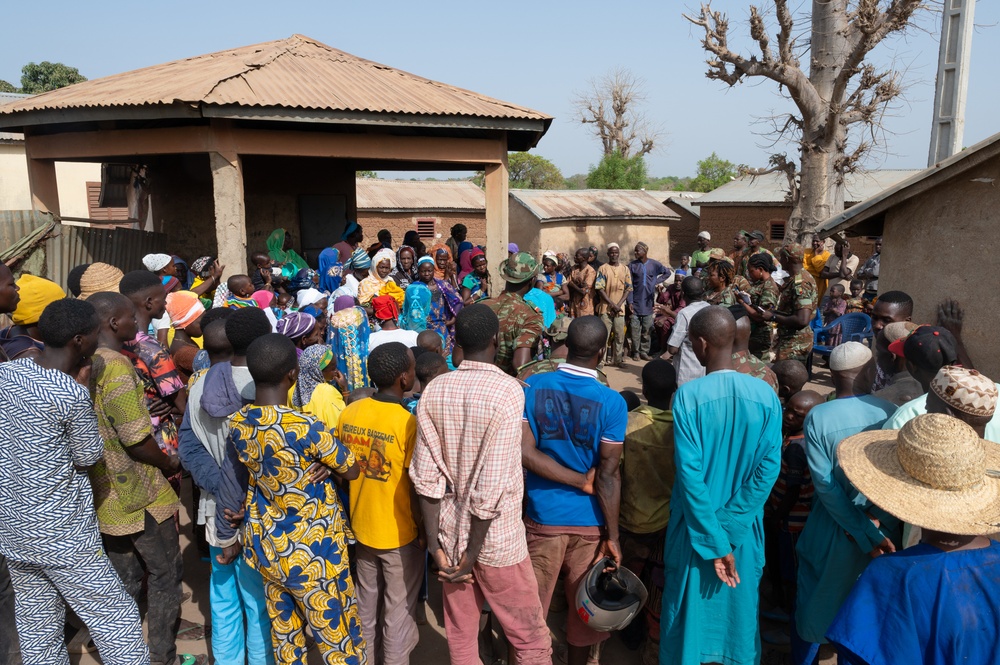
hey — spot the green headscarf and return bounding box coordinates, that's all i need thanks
[266,228,309,277]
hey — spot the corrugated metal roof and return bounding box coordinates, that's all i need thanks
[0,93,30,141]
[663,193,703,218]
[356,178,485,211]
[510,189,677,222]
[693,169,922,206]
[0,35,551,123]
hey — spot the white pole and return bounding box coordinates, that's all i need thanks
[928,0,976,166]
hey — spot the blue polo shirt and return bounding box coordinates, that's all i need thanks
[523,364,628,527]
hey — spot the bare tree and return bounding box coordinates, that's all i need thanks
[574,67,662,158]
[685,1,928,241]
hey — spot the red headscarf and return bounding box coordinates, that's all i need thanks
[372,295,400,322]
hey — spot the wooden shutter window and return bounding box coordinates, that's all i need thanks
[416,218,436,239]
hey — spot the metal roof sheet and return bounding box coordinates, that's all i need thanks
[355,178,485,211]
[692,169,922,206]
[509,189,677,222]
[0,35,551,124]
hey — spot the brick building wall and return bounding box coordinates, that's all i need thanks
[357,211,486,251]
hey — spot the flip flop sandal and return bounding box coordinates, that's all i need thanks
[176,619,207,641]
[179,655,209,665]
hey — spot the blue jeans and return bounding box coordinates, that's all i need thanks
[209,546,275,665]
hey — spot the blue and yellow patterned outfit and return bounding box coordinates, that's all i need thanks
[228,404,366,665]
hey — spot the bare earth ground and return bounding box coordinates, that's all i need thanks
[72,359,836,665]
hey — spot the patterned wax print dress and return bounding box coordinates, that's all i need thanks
[228,405,366,665]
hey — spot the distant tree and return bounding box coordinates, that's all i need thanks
[19,62,87,94]
[689,152,737,192]
[574,67,662,159]
[563,174,588,189]
[507,152,563,189]
[356,170,378,179]
[0,80,16,93]
[646,175,693,191]
[586,151,647,189]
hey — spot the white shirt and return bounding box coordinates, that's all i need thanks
[668,301,711,387]
[368,328,419,351]
[331,273,360,300]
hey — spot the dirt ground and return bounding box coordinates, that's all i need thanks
[71,358,836,665]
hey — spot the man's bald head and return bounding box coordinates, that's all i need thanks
[567,315,609,359]
[789,389,824,411]
[203,318,232,355]
[689,306,736,350]
[772,359,809,402]
[784,389,825,434]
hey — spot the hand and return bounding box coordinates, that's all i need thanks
[713,552,740,588]
[148,397,173,419]
[211,260,225,280]
[593,537,622,568]
[431,547,459,581]
[440,551,475,584]
[579,468,596,495]
[937,299,964,337]
[163,453,182,476]
[73,357,92,387]
[261,267,272,285]
[869,536,895,559]
[306,462,331,483]
[223,507,245,530]
[331,369,348,391]
[216,543,242,565]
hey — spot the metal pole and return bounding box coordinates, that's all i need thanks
[928,0,976,166]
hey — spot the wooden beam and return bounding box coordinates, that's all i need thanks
[25,156,60,216]
[209,151,247,278]
[484,138,509,287]
[24,126,507,165]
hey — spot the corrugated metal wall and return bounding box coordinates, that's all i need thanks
[0,210,166,290]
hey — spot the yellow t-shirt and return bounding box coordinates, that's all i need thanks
[336,396,418,549]
[288,383,346,433]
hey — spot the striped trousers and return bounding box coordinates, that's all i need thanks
[8,549,148,665]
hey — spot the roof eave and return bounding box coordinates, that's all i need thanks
[358,207,485,213]
[535,215,678,224]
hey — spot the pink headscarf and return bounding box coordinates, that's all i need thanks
[459,247,485,280]
[252,290,274,309]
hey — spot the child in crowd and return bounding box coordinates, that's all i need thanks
[845,279,866,314]
[404,352,449,415]
[336,342,421,665]
[822,284,847,346]
[763,389,824,634]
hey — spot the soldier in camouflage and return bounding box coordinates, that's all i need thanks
[486,251,545,376]
[761,243,818,362]
[738,230,778,280]
[517,316,609,386]
[739,252,781,359]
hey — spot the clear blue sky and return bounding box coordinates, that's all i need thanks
[4,0,998,179]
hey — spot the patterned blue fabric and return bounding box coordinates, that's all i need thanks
[319,248,343,293]
[400,283,432,332]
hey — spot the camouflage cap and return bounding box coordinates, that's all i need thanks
[501,251,539,283]
[779,242,806,260]
[546,315,572,342]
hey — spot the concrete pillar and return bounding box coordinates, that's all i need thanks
[928,0,976,166]
[26,155,60,215]
[484,140,509,287]
[210,151,247,278]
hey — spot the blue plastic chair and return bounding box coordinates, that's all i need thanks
[808,312,873,375]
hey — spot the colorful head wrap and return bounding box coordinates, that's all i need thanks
[318,247,342,293]
[370,248,397,282]
[400,282,432,332]
[372,295,400,322]
[251,290,274,309]
[191,256,215,275]
[292,344,335,408]
[165,290,205,330]
[12,275,66,326]
[347,247,372,270]
[341,220,360,241]
[334,295,356,312]
[416,256,435,267]
[276,311,316,340]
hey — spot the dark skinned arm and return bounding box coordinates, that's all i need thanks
[520,421,594,492]
[768,306,812,329]
[126,435,181,476]
[512,347,533,372]
[460,286,474,306]
[442,515,492,583]
[594,442,623,566]
[598,287,620,314]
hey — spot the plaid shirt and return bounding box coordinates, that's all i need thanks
[412,360,528,568]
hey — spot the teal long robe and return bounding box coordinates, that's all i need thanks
[660,370,782,665]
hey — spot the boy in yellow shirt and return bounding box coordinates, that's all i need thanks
[336,341,420,665]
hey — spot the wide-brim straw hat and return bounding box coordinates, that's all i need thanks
[838,413,1000,535]
[79,262,124,300]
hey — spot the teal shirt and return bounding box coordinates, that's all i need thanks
[660,371,782,665]
[794,395,899,644]
[883,385,1000,443]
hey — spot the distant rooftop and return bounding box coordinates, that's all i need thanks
[693,170,922,207]
[356,178,484,212]
[0,93,30,142]
[510,189,676,222]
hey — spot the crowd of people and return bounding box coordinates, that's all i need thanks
[0,218,996,665]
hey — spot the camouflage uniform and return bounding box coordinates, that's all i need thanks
[738,247,777,279]
[732,350,779,394]
[517,357,610,386]
[705,276,751,307]
[747,276,780,359]
[487,292,544,376]
[773,271,817,362]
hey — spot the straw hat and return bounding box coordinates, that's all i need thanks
[79,262,124,300]
[837,413,1000,535]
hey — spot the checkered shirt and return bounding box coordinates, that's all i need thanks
[411,360,528,568]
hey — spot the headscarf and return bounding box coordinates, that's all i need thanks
[458,249,475,280]
[524,288,557,328]
[173,256,192,289]
[334,295,356,312]
[142,253,172,272]
[341,221,360,241]
[252,290,274,309]
[328,303,371,391]
[296,288,325,309]
[287,269,316,294]
[276,312,316,341]
[416,255,435,269]
[508,243,519,254]
[429,243,453,280]
[400,283,432,332]
[372,295,400,322]
[379,280,405,306]
[635,241,649,253]
[346,247,372,271]
[162,276,180,294]
[369,248,397,281]
[391,245,418,288]
[457,241,474,259]
[165,291,205,330]
[358,248,397,305]
[292,344,335,408]
[266,228,309,276]
[12,275,66,326]
[318,248,343,293]
[191,256,215,276]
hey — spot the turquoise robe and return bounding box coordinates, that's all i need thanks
[794,395,900,644]
[660,370,782,665]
